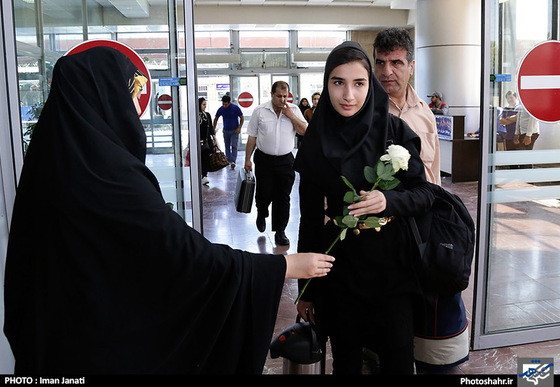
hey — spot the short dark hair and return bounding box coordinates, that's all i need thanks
[271,81,290,93]
[221,95,231,103]
[505,90,517,98]
[373,27,414,64]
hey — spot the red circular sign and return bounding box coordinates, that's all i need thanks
[238,92,253,108]
[65,40,152,118]
[157,94,172,111]
[287,93,294,103]
[517,40,560,123]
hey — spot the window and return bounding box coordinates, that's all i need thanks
[297,30,346,49]
[239,30,289,48]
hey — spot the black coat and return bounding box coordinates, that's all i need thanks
[4,46,286,374]
[294,42,434,327]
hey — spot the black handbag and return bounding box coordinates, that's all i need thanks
[208,145,229,172]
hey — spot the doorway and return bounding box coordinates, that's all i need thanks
[12,0,200,228]
[473,0,560,349]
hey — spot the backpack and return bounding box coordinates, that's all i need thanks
[408,182,475,295]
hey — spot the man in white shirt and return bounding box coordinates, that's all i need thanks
[245,81,307,245]
[514,107,540,150]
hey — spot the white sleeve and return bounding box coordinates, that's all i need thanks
[247,107,260,137]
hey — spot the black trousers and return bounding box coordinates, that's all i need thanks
[254,149,295,232]
[320,294,416,374]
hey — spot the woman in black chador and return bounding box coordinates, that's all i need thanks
[4,46,334,374]
[198,97,215,185]
[294,41,434,374]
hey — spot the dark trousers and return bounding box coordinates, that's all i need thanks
[254,149,295,232]
[324,294,416,374]
[517,133,540,150]
[201,148,211,177]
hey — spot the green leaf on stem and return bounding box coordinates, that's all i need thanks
[364,165,377,184]
[341,176,356,193]
[342,215,358,228]
[362,217,382,228]
[343,191,356,204]
[378,177,401,191]
[378,162,394,181]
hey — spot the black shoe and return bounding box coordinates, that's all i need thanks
[275,231,289,246]
[256,215,266,233]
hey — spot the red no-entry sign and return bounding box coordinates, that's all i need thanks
[517,40,560,123]
[238,92,253,108]
[157,94,172,110]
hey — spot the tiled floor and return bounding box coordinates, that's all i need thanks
[150,150,560,375]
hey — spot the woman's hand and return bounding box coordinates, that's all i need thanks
[284,253,334,279]
[347,190,387,217]
[297,300,315,324]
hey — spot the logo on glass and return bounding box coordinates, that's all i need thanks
[518,358,554,387]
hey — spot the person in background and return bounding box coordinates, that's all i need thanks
[198,97,216,185]
[294,41,433,374]
[3,46,334,375]
[213,95,244,169]
[245,81,307,246]
[298,97,310,115]
[514,106,540,150]
[499,90,520,151]
[296,97,310,147]
[373,27,441,185]
[428,91,449,115]
[304,92,321,123]
[375,28,471,373]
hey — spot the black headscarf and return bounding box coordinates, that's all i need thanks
[4,46,286,374]
[294,41,421,217]
[296,42,393,187]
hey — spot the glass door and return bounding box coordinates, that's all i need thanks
[473,0,560,349]
[230,75,260,148]
[230,74,298,149]
[11,0,201,230]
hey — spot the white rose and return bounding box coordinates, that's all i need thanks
[379,144,410,172]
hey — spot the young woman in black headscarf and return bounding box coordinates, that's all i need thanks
[3,46,334,375]
[294,41,434,374]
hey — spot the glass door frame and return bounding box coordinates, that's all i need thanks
[472,0,560,350]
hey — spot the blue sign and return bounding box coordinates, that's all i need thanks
[491,74,512,82]
[159,77,181,87]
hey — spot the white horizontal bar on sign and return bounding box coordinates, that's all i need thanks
[492,149,560,166]
[489,185,560,203]
[520,75,560,90]
[491,168,560,185]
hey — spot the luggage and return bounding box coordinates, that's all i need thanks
[414,293,469,372]
[269,315,324,374]
[234,168,255,213]
[408,182,475,296]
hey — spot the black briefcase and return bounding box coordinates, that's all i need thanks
[235,168,255,213]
